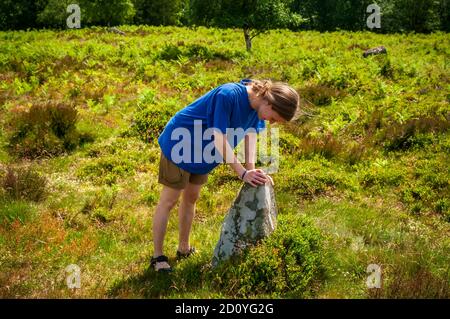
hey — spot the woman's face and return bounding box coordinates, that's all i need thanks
[247,84,287,124]
[256,99,287,124]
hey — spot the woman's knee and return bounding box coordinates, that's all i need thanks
[182,184,202,205]
[158,186,181,210]
[183,193,199,205]
[158,198,178,211]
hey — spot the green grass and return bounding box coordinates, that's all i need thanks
[0,26,448,298]
[0,197,36,225]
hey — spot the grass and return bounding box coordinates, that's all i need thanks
[0,26,449,298]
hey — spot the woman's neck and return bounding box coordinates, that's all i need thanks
[246,85,258,110]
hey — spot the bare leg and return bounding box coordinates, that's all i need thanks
[178,182,203,253]
[152,185,182,270]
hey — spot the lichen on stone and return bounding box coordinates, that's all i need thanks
[212,182,277,267]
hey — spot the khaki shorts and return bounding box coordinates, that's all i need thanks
[158,152,208,189]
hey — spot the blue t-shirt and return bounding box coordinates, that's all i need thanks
[158,79,266,174]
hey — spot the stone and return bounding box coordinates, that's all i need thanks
[212,182,277,267]
[108,27,126,35]
[363,46,387,58]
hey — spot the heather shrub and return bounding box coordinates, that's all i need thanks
[1,165,47,202]
[6,102,84,159]
[212,215,326,298]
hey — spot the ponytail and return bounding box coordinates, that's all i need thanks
[248,79,300,121]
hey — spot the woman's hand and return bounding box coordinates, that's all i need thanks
[242,169,269,187]
[266,174,274,186]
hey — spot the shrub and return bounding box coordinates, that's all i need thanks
[185,44,213,60]
[373,55,394,79]
[279,131,301,154]
[1,165,47,202]
[318,66,358,90]
[299,133,344,159]
[342,142,368,166]
[126,106,175,143]
[287,172,337,198]
[212,215,326,298]
[396,154,449,217]
[369,263,449,299]
[76,155,135,186]
[156,43,245,62]
[363,109,384,136]
[298,84,343,106]
[279,158,349,199]
[80,185,119,224]
[380,114,449,152]
[359,161,405,188]
[413,157,449,191]
[6,102,82,159]
[399,183,436,215]
[301,59,321,79]
[156,44,183,61]
[434,199,449,221]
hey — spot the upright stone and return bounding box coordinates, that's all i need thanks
[212,183,277,267]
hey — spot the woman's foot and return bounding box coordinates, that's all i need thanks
[150,255,172,272]
[176,247,196,260]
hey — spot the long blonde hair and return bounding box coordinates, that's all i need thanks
[249,79,300,121]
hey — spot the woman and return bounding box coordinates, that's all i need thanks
[151,78,299,272]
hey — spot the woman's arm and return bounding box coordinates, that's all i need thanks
[245,131,274,186]
[244,132,257,170]
[213,130,267,187]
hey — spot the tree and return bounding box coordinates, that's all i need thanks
[289,0,448,33]
[290,0,374,31]
[36,0,135,27]
[133,0,183,26]
[82,0,135,26]
[392,0,442,33]
[0,0,47,30]
[189,0,302,51]
[37,0,75,28]
[187,0,222,26]
[438,0,450,31]
[289,0,318,30]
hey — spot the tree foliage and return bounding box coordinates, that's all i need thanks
[189,0,302,30]
[133,0,183,26]
[4,0,135,29]
[289,0,449,32]
[188,0,302,50]
[0,0,46,30]
[0,0,448,32]
[82,0,135,26]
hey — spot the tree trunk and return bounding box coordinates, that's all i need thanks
[243,27,252,52]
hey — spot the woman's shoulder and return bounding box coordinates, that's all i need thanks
[217,79,251,96]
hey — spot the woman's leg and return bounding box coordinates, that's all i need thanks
[178,182,203,253]
[152,185,182,269]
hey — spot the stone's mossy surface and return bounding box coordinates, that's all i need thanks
[212,182,277,267]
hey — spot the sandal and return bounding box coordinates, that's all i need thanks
[150,255,172,272]
[176,247,196,260]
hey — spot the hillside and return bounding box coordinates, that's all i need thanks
[0,26,449,298]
